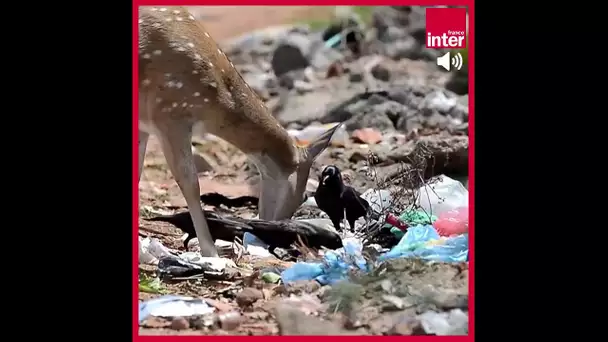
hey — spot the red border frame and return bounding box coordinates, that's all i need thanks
[134,1,474,339]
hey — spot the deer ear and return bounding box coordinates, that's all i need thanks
[303,123,341,163]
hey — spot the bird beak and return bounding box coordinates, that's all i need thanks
[322,175,329,185]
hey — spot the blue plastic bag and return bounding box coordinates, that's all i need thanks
[281,239,368,285]
[379,225,468,263]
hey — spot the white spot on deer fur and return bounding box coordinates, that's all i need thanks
[192,70,199,74]
[172,10,180,14]
[153,50,162,55]
[166,81,175,87]
[151,7,158,11]
[182,102,188,107]
[189,104,194,108]
[172,102,178,108]
[204,98,209,102]
[142,79,151,86]
[194,54,201,59]
[176,82,183,89]
[176,47,185,52]
[164,73,171,77]
[189,15,195,20]
[187,42,194,48]
[156,98,162,103]
[152,22,161,28]
[217,48,222,54]
[210,82,217,88]
[194,92,200,97]
[142,53,151,59]
[205,32,210,38]
[165,18,172,22]
[138,19,143,24]
[159,8,167,12]
[208,62,213,67]
[221,69,225,73]
[176,17,183,21]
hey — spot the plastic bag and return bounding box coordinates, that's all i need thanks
[379,225,468,263]
[417,175,468,216]
[434,207,468,236]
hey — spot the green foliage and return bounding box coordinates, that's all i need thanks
[300,6,375,32]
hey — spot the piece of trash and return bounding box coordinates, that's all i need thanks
[281,262,324,284]
[418,309,468,335]
[139,277,168,294]
[243,232,272,258]
[287,123,348,147]
[385,213,409,232]
[302,196,318,207]
[139,237,174,265]
[158,255,204,278]
[261,272,282,283]
[139,295,215,324]
[179,253,237,272]
[434,207,468,236]
[379,225,468,263]
[417,175,468,217]
[352,127,383,145]
[281,239,367,285]
[360,188,392,214]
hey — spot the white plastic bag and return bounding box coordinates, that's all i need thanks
[416,175,468,216]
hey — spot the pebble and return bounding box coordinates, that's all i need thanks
[170,317,190,330]
[236,287,264,308]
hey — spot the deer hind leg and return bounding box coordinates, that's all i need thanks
[155,120,219,257]
[138,130,149,182]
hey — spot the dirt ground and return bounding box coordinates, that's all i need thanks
[138,6,468,335]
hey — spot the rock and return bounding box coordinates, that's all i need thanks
[236,287,264,308]
[345,112,394,131]
[352,128,383,144]
[371,64,391,82]
[271,40,310,77]
[445,68,468,95]
[390,316,426,335]
[242,73,273,100]
[349,72,364,83]
[275,303,356,335]
[170,317,190,330]
[387,136,468,178]
[294,80,315,94]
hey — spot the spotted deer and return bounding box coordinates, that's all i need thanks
[138,6,339,257]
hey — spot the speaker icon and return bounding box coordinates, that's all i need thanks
[437,51,464,71]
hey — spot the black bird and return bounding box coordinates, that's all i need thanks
[145,210,343,253]
[314,165,370,232]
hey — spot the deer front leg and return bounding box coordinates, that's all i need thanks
[138,130,149,182]
[156,122,219,257]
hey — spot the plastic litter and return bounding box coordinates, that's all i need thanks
[261,272,282,283]
[179,253,236,272]
[417,175,468,216]
[139,295,215,324]
[434,207,468,236]
[139,236,174,265]
[281,238,368,285]
[158,255,204,278]
[379,225,468,263]
[418,309,468,335]
[243,232,272,257]
[287,123,348,147]
[384,209,438,239]
[360,188,392,214]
